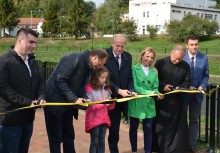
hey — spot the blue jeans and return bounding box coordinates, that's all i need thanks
[129,117,153,153]
[0,122,33,153]
[89,124,107,153]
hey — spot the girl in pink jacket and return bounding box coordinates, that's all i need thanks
[85,66,115,153]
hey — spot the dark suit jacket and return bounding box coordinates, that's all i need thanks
[45,50,91,119]
[183,51,209,103]
[105,47,134,98]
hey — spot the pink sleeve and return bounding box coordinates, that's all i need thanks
[107,102,115,110]
[91,104,105,110]
[86,84,93,93]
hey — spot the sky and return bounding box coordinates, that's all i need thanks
[84,0,105,7]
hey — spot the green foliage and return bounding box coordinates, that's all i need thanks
[146,25,158,39]
[94,0,128,35]
[13,0,42,17]
[41,0,60,38]
[0,0,19,36]
[1,36,220,79]
[216,4,220,8]
[95,3,111,34]
[66,0,90,39]
[120,20,137,41]
[165,14,219,42]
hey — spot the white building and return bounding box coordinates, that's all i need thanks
[129,0,220,35]
[1,18,45,37]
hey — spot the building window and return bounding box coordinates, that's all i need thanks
[142,25,145,35]
[196,13,200,17]
[156,25,161,30]
[172,10,181,13]
[205,14,213,20]
[214,15,217,20]
[147,11,149,17]
[143,12,145,17]
[201,13,204,18]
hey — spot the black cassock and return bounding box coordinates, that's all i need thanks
[152,56,191,153]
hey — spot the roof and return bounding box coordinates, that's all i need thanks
[18,18,45,25]
[171,4,220,13]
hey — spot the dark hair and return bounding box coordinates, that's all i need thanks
[16,28,38,38]
[89,49,108,59]
[186,34,199,44]
[90,66,111,90]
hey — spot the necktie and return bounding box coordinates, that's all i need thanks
[191,57,194,74]
[115,56,120,68]
[115,56,119,61]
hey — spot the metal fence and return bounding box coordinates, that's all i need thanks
[36,60,57,81]
[198,84,220,153]
[36,60,220,152]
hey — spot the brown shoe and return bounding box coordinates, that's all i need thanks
[187,148,199,153]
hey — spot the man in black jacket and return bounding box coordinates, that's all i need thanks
[44,49,108,153]
[0,28,46,153]
[105,34,136,153]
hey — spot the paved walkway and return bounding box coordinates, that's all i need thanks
[29,109,145,153]
[29,109,208,153]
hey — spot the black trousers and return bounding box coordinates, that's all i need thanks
[108,103,123,153]
[44,107,76,153]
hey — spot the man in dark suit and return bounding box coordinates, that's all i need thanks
[44,50,108,153]
[183,35,209,153]
[105,34,136,153]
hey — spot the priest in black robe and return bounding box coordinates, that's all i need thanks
[152,45,191,153]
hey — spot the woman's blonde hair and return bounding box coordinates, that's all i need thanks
[139,47,156,67]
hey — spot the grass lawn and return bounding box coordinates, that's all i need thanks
[0,36,219,83]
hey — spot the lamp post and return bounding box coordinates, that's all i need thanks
[91,24,95,50]
[30,10,33,29]
[59,16,64,29]
[38,9,43,21]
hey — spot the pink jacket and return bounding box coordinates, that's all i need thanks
[85,84,115,133]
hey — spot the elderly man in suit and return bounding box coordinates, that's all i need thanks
[183,34,209,153]
[105,34,136,153]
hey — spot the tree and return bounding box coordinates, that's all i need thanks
[95,3,110,34]
[0,0,19,36]
[41,0,60,38]
[165,14,219,42]
[146,25,158,39]
[215,0,220,8]
[15,0,40,17]
[66,0,90,39]
[120,20,137,41]
[164,20,184,42]
[95,0,123,35]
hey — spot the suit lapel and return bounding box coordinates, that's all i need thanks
[195,52,202,74]
[135,64,147,80]
[185,51,191,64]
